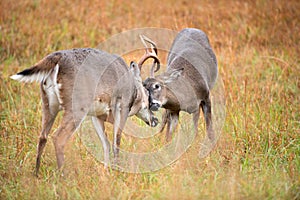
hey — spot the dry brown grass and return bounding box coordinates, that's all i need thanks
[1,0,299,199]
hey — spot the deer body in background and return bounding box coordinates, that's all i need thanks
[143,28,218,142]
[11,47,159,176]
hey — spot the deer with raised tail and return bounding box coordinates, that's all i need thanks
[10,40,159,176]
[142,28,218,143]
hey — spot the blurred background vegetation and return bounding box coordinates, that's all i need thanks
[0,0,299,199]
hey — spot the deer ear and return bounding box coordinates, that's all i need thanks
[130,61,141,77]
[164,68,183,83]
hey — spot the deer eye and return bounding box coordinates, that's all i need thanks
[153,83,161,90]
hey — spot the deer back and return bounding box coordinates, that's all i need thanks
[53,48,133,117]
[167,28,218,93]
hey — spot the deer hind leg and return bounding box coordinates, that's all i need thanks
[165,111,179,142]
[36,87,59,176]
[92,116,110,168]
[52,112,81,172]
[201,96,214,141]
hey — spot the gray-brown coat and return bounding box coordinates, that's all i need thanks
[11,48,158,175]
[143,28,218,142]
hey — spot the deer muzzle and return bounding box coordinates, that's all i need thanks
[149,99,162,111]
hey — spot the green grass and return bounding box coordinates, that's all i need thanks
[1,0,299,199]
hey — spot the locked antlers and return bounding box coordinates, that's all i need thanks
[138,35,160,77]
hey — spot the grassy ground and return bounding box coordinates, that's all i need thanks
[0,0,299,199]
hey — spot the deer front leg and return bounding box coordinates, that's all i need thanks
[165,111,179,142]
[92,116,110,168]
[158,109,169,133]
[112,100,129,160]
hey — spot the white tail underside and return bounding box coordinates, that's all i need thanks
[10,64,60,83]
[10,71,50,83]
[10,64,63,106]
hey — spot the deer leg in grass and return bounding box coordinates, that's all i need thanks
[113,101,130,161]
[165,111,179,142]
[35,87,59,176]
[158,109,169,133]
[201,97,214,141]
[192,107,200,136]
[52,114,79,172]
[92,116,110,168]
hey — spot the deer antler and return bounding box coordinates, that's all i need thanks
[138,35,160,77]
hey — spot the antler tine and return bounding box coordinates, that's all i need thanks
[141,35,160,77]
[138,35,160,77]
[140,35,158,54]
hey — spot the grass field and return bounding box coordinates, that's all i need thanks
[0,0,299,199]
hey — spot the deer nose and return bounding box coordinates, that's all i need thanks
[150,102,160,111]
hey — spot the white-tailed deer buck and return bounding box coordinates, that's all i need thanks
[142,28,218,142]
[11,44,159,176]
